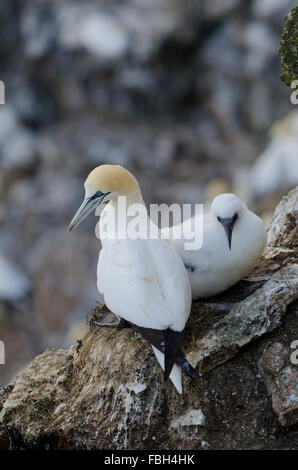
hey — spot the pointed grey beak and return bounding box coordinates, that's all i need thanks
[218,215,238,250]
[68,193,106,232]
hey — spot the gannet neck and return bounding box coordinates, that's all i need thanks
[100,192,148,242]
[113,190,145,208]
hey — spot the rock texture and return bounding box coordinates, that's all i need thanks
[0,187,297,450]
[267,186,298,248]
[280,6,298,87]
[188,266,298,374]
[258,342,298,427]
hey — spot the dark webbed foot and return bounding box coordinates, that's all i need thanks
[176,351,199,379]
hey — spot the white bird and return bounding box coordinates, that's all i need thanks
[68,164,196,393]
[166,193,267,299]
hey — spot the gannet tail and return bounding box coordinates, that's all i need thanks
[152,345,182,394]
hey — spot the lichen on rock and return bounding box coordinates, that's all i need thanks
[187,265,298,375]
[258,342,298,427]
[280,6,298,87]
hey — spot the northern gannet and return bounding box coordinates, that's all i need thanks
[167,193,267,299]
[68,164,196,393]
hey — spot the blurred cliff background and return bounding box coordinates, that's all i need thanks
[0,0,297,386]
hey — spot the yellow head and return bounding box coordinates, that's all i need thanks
[68,165,141,232]
[84,165,140,199]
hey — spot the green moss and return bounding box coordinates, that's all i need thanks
[279,6,298,87]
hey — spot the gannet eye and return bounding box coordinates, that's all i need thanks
[87,190,104,201]
[233,212,238,222]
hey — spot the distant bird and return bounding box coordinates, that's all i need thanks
[166,193,267,299]
[68,164,196,393]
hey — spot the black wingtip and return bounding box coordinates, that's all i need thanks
[164,369,171,381]
[164,348,175,381]
[164,329,183,381]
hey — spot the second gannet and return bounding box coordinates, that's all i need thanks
[68,164,196,393]
[167,193,267,299]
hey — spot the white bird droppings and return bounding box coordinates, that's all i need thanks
[170,409,206,428]
[127,383,147,394]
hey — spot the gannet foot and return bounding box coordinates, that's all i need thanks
[176,351,199,379]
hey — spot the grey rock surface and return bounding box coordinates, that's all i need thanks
[258,342,298,427]
[187,265,298,375]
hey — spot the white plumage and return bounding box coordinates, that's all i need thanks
[167,193,267,299]
[69,164,193,393]
[97,236,191,332]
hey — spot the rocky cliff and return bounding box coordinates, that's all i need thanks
[0,187,297,450]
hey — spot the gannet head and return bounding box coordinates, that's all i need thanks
[211,193,246,250]
[68,164,140,232]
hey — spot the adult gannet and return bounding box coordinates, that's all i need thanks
[68,164,196,393]
[167,193,267,299]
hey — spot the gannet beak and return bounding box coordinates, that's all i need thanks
[68,193,106,232]
[218,217,236,250]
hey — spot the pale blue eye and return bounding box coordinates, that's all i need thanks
[88,191,103,201]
